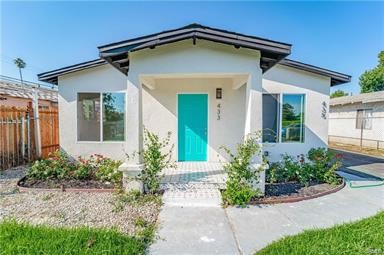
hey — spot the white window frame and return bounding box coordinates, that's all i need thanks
[279,93,306,144]
[262,93,306,144]
[76,92,126,143]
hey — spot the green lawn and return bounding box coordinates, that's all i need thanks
[257,211,384,255]
[0,220,154,255]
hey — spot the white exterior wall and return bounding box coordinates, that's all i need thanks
[130,40,262,162]
[329,102,384,148]
[143,78,246,162]
[58,64,128,160]
[56,40,333,165]
[57,40,262,162]
[262,64,331,162]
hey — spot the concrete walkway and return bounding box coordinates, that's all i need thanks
[150,153,384,255]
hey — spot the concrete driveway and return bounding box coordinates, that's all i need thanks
[150,151,384,255]
[335,149,384,179]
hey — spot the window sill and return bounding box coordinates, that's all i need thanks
[76,141,126,144]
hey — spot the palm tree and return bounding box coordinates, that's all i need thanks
[13,58,26,85]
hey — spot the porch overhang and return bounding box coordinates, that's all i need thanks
[139,73,249,90]
[98,23,292,76]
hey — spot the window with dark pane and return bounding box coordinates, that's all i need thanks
[77,93,100,141]
[262,94,280,143]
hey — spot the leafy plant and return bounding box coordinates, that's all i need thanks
[221,132,263,206]
[265,147,342,186]
[27,151,122,186]
[140,129,175,194]
[27,151,76,180]
[112,190,162,213]
[94,155,122,185]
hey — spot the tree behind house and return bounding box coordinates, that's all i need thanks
[13,58,26,85]
[359,51,384,93]
[331,89,349,98]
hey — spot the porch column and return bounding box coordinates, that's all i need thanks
[119,75,144,193]
[245,72,266,194]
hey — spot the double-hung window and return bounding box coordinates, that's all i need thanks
[77,92,125,142]
[262,93,305,143]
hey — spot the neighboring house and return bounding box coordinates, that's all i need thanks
[38,24,350,166]
[329,91,384,149]
[0,75,58,109]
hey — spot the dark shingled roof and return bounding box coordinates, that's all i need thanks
[38,23,350,86]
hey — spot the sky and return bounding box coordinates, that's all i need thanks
[1,1,383,95]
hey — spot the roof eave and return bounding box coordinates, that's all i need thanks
[279,59,351,86]
[98,25,292,75]
[38,59,107,84]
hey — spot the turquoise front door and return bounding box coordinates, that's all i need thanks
[178,94,208,161]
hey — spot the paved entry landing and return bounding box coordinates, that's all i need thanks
[160,162,226,207]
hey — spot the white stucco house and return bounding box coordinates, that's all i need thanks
[38,24,350,191]
[329,91,384,149]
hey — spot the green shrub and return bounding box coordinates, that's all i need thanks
[27,151,76,180]
[140,129,175,194]
[221,132,263,207]
[27,151,122,186]
[222,178,257,207]
[112,190,162,213]
[94,156,122,185]
[265,147,342,186]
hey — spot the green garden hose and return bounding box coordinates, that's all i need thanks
[347,179,384,188]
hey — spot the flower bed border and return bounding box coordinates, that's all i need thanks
[17,176,117,193]
[252,179,345,205]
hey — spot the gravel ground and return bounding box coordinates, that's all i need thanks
[0,166,160,235]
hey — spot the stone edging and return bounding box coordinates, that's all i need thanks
[253,179,346,205]
[17,177,116,193]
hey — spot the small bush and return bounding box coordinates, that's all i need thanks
[27,151,76,180]
[27,151,122,186]
[265,147,342,186]
[112,190,162,213]
[221,132,263,207]
[94,155,122,185]
[140,129,175,194]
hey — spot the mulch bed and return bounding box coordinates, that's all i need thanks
[252,180,345,204]
[18,176,115,190]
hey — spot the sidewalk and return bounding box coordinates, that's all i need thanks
[150,173,383,255]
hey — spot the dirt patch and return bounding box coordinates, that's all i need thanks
[329,143,384,158]
[252,180,344,204]
[19,177,114,190]
[0,167,160,236]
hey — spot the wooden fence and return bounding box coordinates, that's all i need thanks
[0,105,59,170]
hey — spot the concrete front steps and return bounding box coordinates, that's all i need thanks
[161,183,225,207]
[160,162,227,207]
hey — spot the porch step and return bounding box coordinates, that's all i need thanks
[161,183,224,207]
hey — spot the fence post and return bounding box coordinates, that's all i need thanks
[27,113,31,162]
[360,121,363,149]
[33,88,42,158]
[21,116,25,162]
[6,117,10,169]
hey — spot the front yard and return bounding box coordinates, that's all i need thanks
[0,166,161,254]
[257,211,384,255]
[0,220,150,255]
